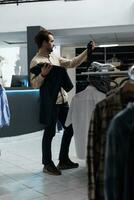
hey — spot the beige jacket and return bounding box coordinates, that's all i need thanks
[30,50,87,104]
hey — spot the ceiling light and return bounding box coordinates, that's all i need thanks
[98,44,119,48]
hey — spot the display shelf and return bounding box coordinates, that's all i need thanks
[75,45,134,93]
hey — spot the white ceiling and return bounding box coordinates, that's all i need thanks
[1,25,134,48]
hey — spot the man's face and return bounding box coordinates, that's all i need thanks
[46,34,55,53]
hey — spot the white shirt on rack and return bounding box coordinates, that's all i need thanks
[65,86,105,159]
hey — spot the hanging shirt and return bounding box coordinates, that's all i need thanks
[87,87,134,200]
[0,87,10,128]
[104,102,134,200]
[65,86,105,159]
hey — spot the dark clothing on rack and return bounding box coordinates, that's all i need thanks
[87,86,134,200]
[88,75,111,94]
[86,41,93,70]
[39,66,73,126]
[104,102,134,200]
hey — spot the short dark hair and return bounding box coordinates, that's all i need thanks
[34,29,53,49]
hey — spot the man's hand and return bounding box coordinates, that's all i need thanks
[41,63,52,77]
[87,41,96,51]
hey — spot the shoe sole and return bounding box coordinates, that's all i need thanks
[43,168,61,175]
[57,165,79,170]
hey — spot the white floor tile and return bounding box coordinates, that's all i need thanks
[0,131,88,200]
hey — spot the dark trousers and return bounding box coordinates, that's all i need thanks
[42,102,73,165]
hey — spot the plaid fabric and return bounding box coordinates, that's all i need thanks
[87,88,123,200]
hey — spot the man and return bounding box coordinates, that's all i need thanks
[30,28,95,175]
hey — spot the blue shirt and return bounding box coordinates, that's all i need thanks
[0,87,10,128]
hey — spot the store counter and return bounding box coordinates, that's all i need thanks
[0,87,44,137]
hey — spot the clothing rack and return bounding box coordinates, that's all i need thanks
[81,70,128,76]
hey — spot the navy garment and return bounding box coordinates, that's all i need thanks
[39,66,73,126]
[104,102,134,200]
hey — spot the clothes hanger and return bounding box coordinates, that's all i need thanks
[110,80,118,89]
[119,77,129,87]
[82,71,128,76]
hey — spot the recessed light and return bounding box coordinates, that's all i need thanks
[98,44,119,47]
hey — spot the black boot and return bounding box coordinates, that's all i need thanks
[57,158,79,170]
[43,161,61,175]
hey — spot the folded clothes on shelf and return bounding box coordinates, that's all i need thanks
[89,61,115,72]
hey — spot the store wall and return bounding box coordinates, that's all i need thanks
[61,46,76,104]
[19,46,27,75]
[0,0,134,32]
[0,45,27,87]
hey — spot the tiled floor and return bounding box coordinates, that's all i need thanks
[0,131,88,200]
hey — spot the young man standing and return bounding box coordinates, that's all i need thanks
[30,29,95,175]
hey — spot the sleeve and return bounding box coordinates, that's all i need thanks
[87,111,96,200]
[87,103,105,200]
[58,49,87,68]
[30,60,45,88]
